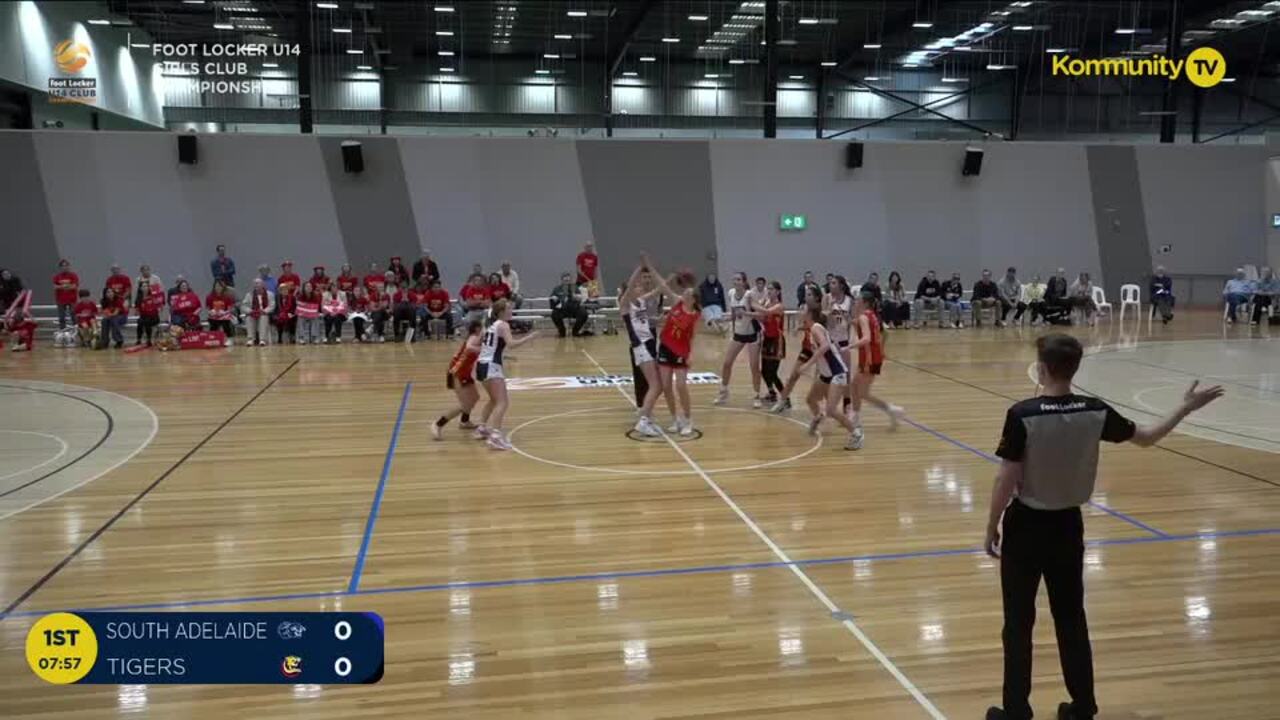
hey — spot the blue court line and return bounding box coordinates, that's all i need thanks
[900,415,1171,538]
[347,382,412,593]
[7,527,1277,621]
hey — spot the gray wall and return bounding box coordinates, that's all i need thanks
[0,131,1266,304]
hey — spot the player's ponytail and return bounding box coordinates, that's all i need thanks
[490,298,509,323]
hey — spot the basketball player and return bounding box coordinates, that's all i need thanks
[644,257,700,436]
[715,272,764,407]
[823,276,855,412]
[431,320,484,440]
[620,263,663,437]
[771,285,822,414]
[797,306,861,450]
[759,281,787,405]
[846,292,905,450]
[473,299,540,451]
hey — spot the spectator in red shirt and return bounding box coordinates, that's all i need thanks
[460,273,491,325]
[134,265,163,305]
[275,282,298,344]
[72,289,98,347]
[363,262,385,294]
[296,281,322,345]
[391,276,415,342]
[487,272,512,304]
[410,277,432,341]
[388,256,411,287]
[576,241,600,289]
[206,280,236,345]
[277,260,302,298]
[136,285,165,346]
[424,279,453,338]
[349,284,373,342]
[104,264,132,305]
[168,280,202,329]
[99,287,127,349]
[337,264,358,298]
[309,265,330,292]
[53,259,80,329]
[366,281,389,342]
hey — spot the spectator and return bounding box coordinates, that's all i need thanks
[169,280,201,329]
[349,284,372,342]
[275,282,297,344]
[470,262,485,280]
[335,264,358,299]
[308,265,330,292]
[4,290,36,353]
[277,261,301,298]
[321,281,348,344]
[388,256,411,287]
[862,272,883,305]
[1045,267,1070,317]
[998,267,1025,326]
[972,269,1001,327]
[135,284,165,347]
[104,263,131,299]
[942,272,965,329]
[487,272,512,305]
[53,259,80,329]
[1222,267,1252,325]
[211,244,236,287]
[882,271,910,329]
[296,281,322,345]
[1252,267,1277,325]
[1069,272,1097,326]
[99,287,127,349]
[1149,265,1175,325]
[424,279,454,338]
[460,273,491,326]
[363,262,386,294]
[366,279,389,342]
[499,260,521,308]
[72,289,97,347]
[410,277,432,340]
[135,265,163,306]
[550,272,589,338]
[914,270,942,328]
[796,271,822,308]
[391,276,416,342]
[412,250,440,286]
[824,273,836,294]
[700,273,727,328]
[0,268,24,315]
[578,238,601,288]
[206,280,236,345]
[255,264,278,295]
[241,278,275,347]
[1022,274,1047,325]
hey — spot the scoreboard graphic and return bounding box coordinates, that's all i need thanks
[26,612,384,685]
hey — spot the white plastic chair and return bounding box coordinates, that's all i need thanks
[1118,284,1141,322]
[1091,286,1112,318]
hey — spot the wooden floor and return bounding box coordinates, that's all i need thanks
[0,311,1277,719]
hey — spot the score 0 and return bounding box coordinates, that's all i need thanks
[334,619,351,678]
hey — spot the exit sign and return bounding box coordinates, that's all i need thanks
[780,213,807,231]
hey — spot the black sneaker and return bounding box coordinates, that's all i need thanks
[1057,701,1094,719]
[985,708,1007,720]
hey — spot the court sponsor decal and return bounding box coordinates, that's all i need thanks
[507,372,721,391]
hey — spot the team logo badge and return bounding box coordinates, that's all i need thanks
[281,655,303,678]
[277,621,306,640]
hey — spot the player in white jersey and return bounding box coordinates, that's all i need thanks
[715,272,765,407]
[473,299,540,450]
[822,275,855,412]
[620,263,663,437]
[797,306,862,450]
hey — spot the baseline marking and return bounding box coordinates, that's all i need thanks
[347,382,412,593]
[580,349,947,720]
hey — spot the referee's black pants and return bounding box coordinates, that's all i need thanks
[1001,499,1097,720]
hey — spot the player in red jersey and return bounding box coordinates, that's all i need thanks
[432,320,485,440]
[848,292,905,449]
[770,285,822,414]
[759,281,787,404]
[643,255,700,436]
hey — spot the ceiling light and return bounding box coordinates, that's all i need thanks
[544,53,560,59]
[438,50,454,56]
[434,5,455,11]
[130,42,150,48]
[332,27,352,33]
[789,74,804,79]
[662,37,680,43]
[213,23,235,29]
[912,21,934,28]
[567,10,587,17]
[225,5,258,11]
[315,1,337,7]
[986,63,1015,70]
[441,67,456,72]
[864,43,882,49]
[88,19,111,25]
[903,62,921,67]
[535,68,550,74]
[821,61,837,67]
[639,56,656,62]
[1115,28,1136,34]
[623,70,638,76]
[436,30,453,36]
[729,58,745,64]
[555,33,572,39]
[183,0,206,4]
[941,76,968,82]
[1046,48,1069,53]
[798,17,819,25]
[689,14,709,21]
[864,75,886,81]
[705,73,720,78]
[263,62,279,67]
[356,64,372,69]
[346,49,363,54]
[1220,77,1237,82]
[1012,25,1033,31]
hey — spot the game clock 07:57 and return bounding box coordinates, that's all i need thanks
[26,612,98,684]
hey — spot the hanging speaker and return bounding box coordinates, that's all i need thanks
[845,142,864,169]
[341,140,364,173]
[178,134,198,165]
[962,147,984,177]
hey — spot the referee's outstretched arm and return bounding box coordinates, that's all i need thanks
[1129,380,1225,446]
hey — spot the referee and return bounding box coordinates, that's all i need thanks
[984,334,1223,720]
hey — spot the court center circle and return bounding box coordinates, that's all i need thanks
[508,405,823,476]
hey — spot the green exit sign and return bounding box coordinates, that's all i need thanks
[779,213,807,231]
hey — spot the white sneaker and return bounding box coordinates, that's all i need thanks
[405,328,414,344]
[245,340,255,347]
[431,423,443,441]
[635,418,661,437]
[379,335,386,343]
[459,420,477,430]
[223,338,233,347]
[845,428,864,451]
[770,398,790,414]
[487,431,512,451]
[667,419,681,433]
[335,337,342,344]
[472,424,489,440]
[679,419,695,437]
[808,414,823,436]
[887,404,905,431]
[713,387,729,406]
[752,395,763,409]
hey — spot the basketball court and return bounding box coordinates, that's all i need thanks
[1,312,1277,719]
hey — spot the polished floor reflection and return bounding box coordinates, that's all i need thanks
[0,310,1276,719]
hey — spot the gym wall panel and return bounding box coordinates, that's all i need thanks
[709,139,891,285]
[1135,144,1266,275]
[319,137,421,276]
[399,137,595,294]
[576,140,719,290]
[1087,145,1154,297]
[0,133,62,303]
